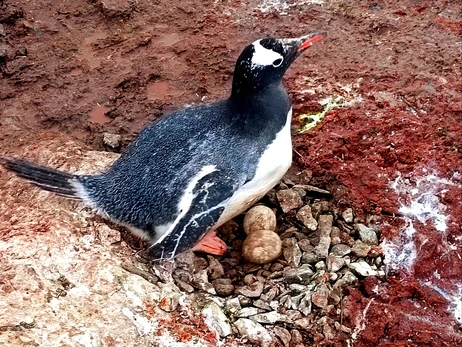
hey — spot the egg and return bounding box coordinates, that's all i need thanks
[242,229,282,264]
[243,205,276,235]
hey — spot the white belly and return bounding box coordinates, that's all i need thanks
[217,109,293,226]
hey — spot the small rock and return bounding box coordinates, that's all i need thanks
[301,251,318,264]
[356,224,379,245]
[191,269,216,294]
[330,244,351,257]
[274,326,291,347]
[234,318,272,347]
[17,47,28,56]
[260,286,278,302]
[289,284,307,293]
[314,260,326,271]
[310,201,329,219]
[298,239,312,252]
[202,301,232,337]
[291,329,304,345]
[253,299,272,310]
[0,24,5,37]
[286,310,303,321]
[174,277,194,293]
[235,280,264,298]
[314,215,333,259]
[349,260,379,277]
[159,287,181,312]
[298,293,312,316]
[311,283,330,308]
[342,208,354,223]
[294,317,311,329]
[351,239,371,257]
[330,226,342,245]
[276,189,303,213]
[212,278,234,296]
[282,238,302,267]
[207,255,225,279]
[283,265,314,285]
[237,307,261,318]
[326,255,345,272]
[296,205,318,231]
[250,311,289,324]
[102,132,121,148]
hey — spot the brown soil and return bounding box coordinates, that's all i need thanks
[1,0,461,346]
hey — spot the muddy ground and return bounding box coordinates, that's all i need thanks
[1,0,461,346]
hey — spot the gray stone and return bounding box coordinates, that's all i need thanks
[298,239,312,252]
[351,239,371,257]
[326,255,345,272]
[314,215,333,259]
[250,311,289,324]
[282,237,302,267]
[202,301,232,337]
[302,251,318,264]
[235,280,264,298]
[310,201,329,219]
[159,285,182,312]
[314,260,326,271]
[237,307,262,317]
[311,283,330,308]
[207,255,225,280]
[283,265,314,285]
[0,24,5,37]
[349,260,380,277]
[342,208,354,223]
[296,205,318,231]
[225,297,241,315]
[298,293,312,316]
[234,319,272,347]
[191,269,216,294]
[102,132,121,148]
[276,189,304,213]
[330,244,351,257]
[356,224,379,245]
[212,278,234,296]
[333,271,358,290]
[289,284,307,293]
[253,299,272,310]
[260,286,278,302]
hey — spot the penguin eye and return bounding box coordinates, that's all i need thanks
[272,58,283,67]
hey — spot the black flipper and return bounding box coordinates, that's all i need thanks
[1,158,81,199]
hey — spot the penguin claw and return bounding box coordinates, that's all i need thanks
[192,230,228,256]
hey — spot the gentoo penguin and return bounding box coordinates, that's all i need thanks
[2,32,325,260]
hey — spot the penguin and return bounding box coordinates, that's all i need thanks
[1,32,325,260]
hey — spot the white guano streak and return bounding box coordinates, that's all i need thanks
[154,165,217,246]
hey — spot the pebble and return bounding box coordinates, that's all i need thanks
[202,301,232,337]
[225,297,241,314]
[237,307,262,318]
[333,271,358,290]
[276,189,304,213]
[253,299,272,310]
[282,237,302,267]
[342,208,354,223]
[314,215,333,259]
[102,132,121,148]
[291,329,304,346]
[296,205,318,231]
[235,280,264,298]
[327,255,345,272]
[159,287,181,312]
[250,311,289,324]
[191,269,216,294]
[207,255,225,279]
[273,326,291,347]
[298,239,312,252]
[356,223,379,245]
[298,293,312,316]
[212,278,234,296]
[349,260,380,277]
[310,201,329,219]
[330,244,351,257]
[234,318,272,347]
[351,239,371,257]
[0,24,5,37]
[330,226,342,245]
[294,317,311,329]
[311,283,330,308]
[283,265,314,285]
[301,251,318,264]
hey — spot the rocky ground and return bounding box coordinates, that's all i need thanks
[1,0,461,346]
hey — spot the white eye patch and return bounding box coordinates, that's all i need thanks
[251,40,283,68]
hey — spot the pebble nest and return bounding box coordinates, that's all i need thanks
[128,169,384,346]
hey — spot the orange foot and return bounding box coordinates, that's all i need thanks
[191,230,228,256]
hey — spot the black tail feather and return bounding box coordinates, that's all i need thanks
[1,157,81,199]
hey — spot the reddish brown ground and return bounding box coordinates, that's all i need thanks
[1,0,461,346]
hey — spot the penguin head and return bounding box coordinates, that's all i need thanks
[232,32,325,96]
